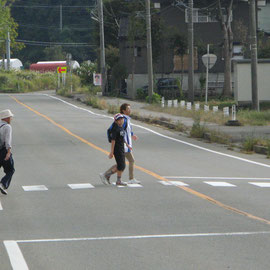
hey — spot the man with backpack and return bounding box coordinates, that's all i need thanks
[0,109,15,195]
[100,113,131,186]
[120,103,140,184]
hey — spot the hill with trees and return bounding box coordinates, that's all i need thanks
[10,0,96,65]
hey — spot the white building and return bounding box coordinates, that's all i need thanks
[0,59,23,70]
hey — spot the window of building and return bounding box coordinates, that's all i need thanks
[185,8,233,23]
[134,47,142,57]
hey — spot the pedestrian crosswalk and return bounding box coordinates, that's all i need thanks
[18,181,270,192]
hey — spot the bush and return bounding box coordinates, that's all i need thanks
[136,88,147,100]
[0,70,58,93]
[190,115,206,138]
[85,95,108,110]
[242,137,259,152]
[146,93,161,104]
[0,75,8,86]
[75,61,97,86]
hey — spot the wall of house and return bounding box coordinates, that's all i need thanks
[119,1,249,99]
[234,59,270,103]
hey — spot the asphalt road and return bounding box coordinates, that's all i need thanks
[1,92,270,270]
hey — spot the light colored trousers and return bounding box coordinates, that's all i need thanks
[125,152,135,180]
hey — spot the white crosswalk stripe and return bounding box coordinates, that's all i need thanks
[204,181,236,187]
[22,185,48,191]
[249,182,270,187]
[168,181,189,186]
[68,183,95,189]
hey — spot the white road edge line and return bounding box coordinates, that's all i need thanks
[163,176,270,180]
[0,201,3,210]
[4,232,270,269]
[13,231,270,243]
[4,241,29,270]
[43,94,270,169]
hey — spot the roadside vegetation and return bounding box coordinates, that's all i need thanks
[146,102,270,126]
[0,70,58,92]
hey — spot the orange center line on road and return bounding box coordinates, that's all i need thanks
[11,95,270,226]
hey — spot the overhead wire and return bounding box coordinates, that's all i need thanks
[12,5,96,9]
[15,39,96,47]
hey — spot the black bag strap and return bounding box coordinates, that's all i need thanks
[0,124,6,149]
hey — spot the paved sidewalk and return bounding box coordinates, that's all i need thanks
[70,93,270,143]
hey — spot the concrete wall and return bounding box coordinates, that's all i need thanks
[234,60,270,103]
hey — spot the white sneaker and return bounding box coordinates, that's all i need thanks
[99,173,110,185]
[127,179,141,184]
[0,183,7,195]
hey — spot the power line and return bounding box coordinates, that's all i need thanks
[15,39,96,47]
[12,5,96,9]
[17,23,94,30]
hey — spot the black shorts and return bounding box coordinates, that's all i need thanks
[114,151,126,171]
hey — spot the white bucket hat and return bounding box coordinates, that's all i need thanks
[0,109,14,120]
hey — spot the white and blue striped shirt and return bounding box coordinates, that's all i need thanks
[123,115,133,153]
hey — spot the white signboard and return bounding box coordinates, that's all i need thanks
[213,106,219,113]
[93,73,102,86]
[180,100,185,108]
[204,105,209,112]
[223,107,229,117]
[195,103,200,111]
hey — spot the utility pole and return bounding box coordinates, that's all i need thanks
[205,44,210,104]
[250,0,259,111]
[188,0,194,103]
[97,0,107,95]
[60,4,63,31]
[6,31,10,71]
[146,0,154,100]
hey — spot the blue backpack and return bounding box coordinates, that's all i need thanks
[107,118,127,143]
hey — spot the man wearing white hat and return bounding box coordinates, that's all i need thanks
[0,109,15,195]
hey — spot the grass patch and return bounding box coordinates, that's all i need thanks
[0,70,58,92]
[190,116,206,138]
[84,95,108,110]
[108,104,119,115]
[237,110,270,126]
[242,137,259,153]
[146,102,270,126]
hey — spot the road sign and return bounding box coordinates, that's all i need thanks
[202,54,217,69]
[57,66,67,74]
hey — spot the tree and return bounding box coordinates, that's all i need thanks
[170,32,188,86]
[234,19,249,57]
[0,0,23,62]
[258,31,270,59]
[11,0,96,63]
[216,0,234,97]
[43,46,66,61]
